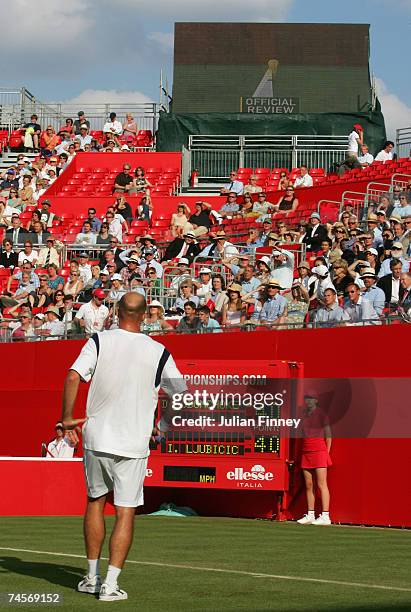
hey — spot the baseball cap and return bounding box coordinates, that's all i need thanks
[178,257,189,266]
[7,169,15,174]
[93,289,105,299]
[111,273,122,281]
[79,252,88,258]
[353,123,363,130]
[199,267,212,274]
[365,247,378,256]
[100,268,110,276]
[310,212,321,220]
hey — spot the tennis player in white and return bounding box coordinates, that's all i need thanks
[62,292,186,601]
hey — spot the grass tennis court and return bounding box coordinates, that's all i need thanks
[0,516,410,611]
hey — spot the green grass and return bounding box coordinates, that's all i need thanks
[0,517,410,611]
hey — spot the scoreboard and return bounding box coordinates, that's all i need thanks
[146,360,302,491]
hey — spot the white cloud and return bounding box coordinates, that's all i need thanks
[1,0,92,47]
[115,0,293,20]
[375,78,411,141]
[147,32,174,52]
[63,89,153,106]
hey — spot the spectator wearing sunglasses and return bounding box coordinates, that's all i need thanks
[220,170,244,196]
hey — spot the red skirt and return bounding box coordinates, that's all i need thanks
[301,450,332,469]
[301,438,332,469]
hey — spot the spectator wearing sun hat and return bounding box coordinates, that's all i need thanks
[193,267,213,304]
[74,289,109,335]
[206,230,239,260]
[271,245,295,290]
[162,231,201,264]
[367,213,383,248]
[258,278,288,326]
[303,212,328,252]
[39,305,65,339]
[360,268,386,316]
[310,265,336,303]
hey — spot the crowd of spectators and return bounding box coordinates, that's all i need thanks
[18,112,151,157]
[0,115,410,340]
[1,186,410,340]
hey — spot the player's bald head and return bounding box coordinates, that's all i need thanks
[118,292,146,319]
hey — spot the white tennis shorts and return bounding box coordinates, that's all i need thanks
[83,450,148,507]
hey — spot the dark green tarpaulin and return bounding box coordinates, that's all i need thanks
[156,103,386,156]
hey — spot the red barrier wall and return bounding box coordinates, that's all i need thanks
[1,327,410,525]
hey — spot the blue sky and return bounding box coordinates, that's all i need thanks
[1,0,410,138]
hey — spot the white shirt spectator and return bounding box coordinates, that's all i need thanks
[375,149,394,162]
[107,215,126,242]
[3,205,20,219]
[347,130,360,155]
[358,152,374,166]
[294,173,313,188]
[18,249,39,265]
[103,120,122,135]
[75,231,97,247]
[75,134,92,149]
[41,319,65,338]
[75,301,109,335]
[78,263,92,285]
[47,437,75,458]
[272,248,295,290]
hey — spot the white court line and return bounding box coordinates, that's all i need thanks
[0,547,410,593]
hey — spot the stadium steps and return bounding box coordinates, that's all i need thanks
[0,151,38,172]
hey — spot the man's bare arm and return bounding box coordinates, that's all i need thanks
[62,369,85,429]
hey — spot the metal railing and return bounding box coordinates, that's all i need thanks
[184,134,348,185]
[0,88,160,136]
[1,313,409,343]
[396,126,411,159]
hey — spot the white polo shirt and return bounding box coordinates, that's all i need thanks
[294,174,313,188]
[75,301,109,334]
[70,330,186,458]
[47,437,75,458]
[375,149,394,162]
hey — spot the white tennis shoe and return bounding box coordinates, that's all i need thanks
[297,513,315,525]
[99,583,128,602]
[77,574,102,594]
[312,513,331,526]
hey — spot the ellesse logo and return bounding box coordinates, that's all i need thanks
[226,464,274,482]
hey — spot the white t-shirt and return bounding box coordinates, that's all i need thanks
[347,131,360,155]
[375,149,393,162]
[75,301,109,334]
[18,249,39,265]
[108,215,125,242]
[70,330,186,458]
[294,174,313,188]
[103,120,122,135]
[358,152,374,166]
[47,437,75,458]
